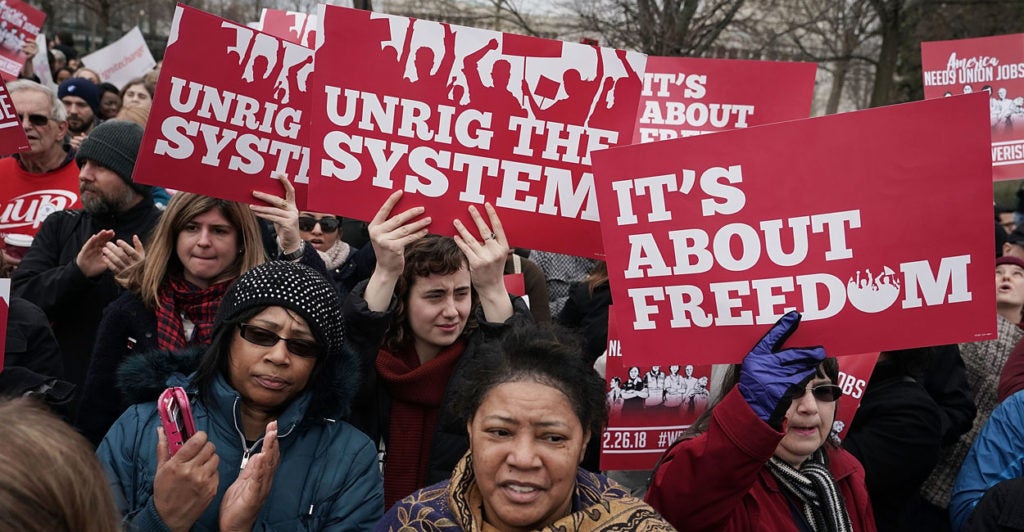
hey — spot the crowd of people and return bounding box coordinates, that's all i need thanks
[0,29,1023,532]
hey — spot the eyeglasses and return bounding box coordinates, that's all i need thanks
[795,384,843,403]
[298,216,340,233]
[17,113,50,127]
[238,323,321,358]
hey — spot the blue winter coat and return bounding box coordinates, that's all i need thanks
[97,371,384,531]
[950,389,1024,531]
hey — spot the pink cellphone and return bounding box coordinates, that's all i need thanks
[158,387,196,456]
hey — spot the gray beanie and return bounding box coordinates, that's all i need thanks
[75,120,144,184]
[215,261,343,358]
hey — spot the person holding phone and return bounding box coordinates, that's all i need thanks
[97,260,383,530]
[77,175,323,446]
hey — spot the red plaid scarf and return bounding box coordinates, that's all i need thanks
[376,340,465,508]
[154,276,232,351]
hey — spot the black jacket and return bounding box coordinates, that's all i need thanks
[4,296,63,379]
[558,281,612,365]
[845,359,944,532]
[74,292,157,445]
[966,476,1024,531]
[922,344,977,446]
[326,244,375,303]
[12,202,162,389]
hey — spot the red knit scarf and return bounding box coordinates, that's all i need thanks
[375,339,466,508]
[154,276,232,351]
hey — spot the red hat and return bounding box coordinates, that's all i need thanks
[997,256,1024,270]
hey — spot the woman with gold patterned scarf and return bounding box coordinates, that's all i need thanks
[377,324,674,531]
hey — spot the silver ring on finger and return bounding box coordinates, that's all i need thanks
[487,232,497,240]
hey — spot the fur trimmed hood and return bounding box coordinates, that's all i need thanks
[115,341,365,422]
[117,346,204,406]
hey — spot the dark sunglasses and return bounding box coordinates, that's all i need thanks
[298,215,340,233]
[17,113,50,126]
[238,323,321,358]
[794,384,843,402]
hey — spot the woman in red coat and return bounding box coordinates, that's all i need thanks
[646,312,876,532]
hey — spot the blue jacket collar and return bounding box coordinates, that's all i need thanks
[208,372,311,441]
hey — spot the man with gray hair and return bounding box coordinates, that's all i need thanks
[0,80,82,265]
[13,120,161,395]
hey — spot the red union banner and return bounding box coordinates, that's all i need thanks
[133,5,313,206]
[0,0,43,81]
[922,34,1024,181]
[308,6,646,258]
[635,57,817,144]
[601,307,713,471]
[591,94,996,365]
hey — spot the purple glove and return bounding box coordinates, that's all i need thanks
[738,311,825,429]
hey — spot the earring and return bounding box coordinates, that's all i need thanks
[238,248,244,254]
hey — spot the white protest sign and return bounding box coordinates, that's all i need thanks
[81,27,156,89]
[31,34,52,89]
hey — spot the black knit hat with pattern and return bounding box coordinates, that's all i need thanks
[75,120,144,185]
[215,261,343,358]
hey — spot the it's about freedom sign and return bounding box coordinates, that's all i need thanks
[592,94,996,365]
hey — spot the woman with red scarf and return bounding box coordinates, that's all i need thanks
[76,175,321,446]
[344,190,532,508]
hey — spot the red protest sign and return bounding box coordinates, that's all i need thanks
[635,57,816,144]
[0,0,43,81]
[503,272,525,297]
[601,307,713,471]
[259,8,316,48]
[831,352,879,443]
[308,6,646,258]
[592,94,996,366]
[133,5,313,207]
[922,34,1024,181]
[502,32,562,58]
[0,78,29,155]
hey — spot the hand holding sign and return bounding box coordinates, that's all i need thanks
[250,173,302,256]
[364,190,431,312]
[454,202,513,323]
[737,311,825,430]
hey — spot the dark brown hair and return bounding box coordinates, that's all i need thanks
[384,234,476,352]
[585,260,608,295]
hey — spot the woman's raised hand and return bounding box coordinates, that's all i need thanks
[219,421,281,532]
[364,190,431,311]
[250,173,302,255]
[453,202,513,323]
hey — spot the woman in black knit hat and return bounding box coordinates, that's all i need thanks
[96,261,383,531]
[75,173,323,447]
